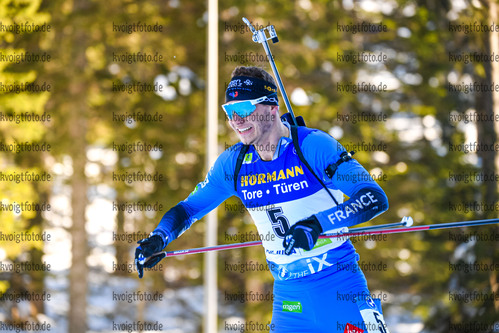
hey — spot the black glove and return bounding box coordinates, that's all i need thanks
[283,216,323,255]
[134,234,165,278]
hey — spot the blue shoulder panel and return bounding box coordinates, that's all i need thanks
[153,144,241,244]
[298,127,389,231]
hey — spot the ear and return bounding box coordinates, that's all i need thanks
[270,105,280,115]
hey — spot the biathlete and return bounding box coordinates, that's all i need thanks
[135,66,391,333]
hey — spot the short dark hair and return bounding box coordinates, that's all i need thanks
[231,66,277,89]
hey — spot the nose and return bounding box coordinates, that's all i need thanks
[231,113,245,123]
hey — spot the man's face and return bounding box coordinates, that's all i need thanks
[228,103,277,146]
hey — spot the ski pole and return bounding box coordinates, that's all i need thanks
[319,217,499,240]
[156,216,414,258]
[340,215,413,234]
[154,217,498,258]
[242,17,298,126]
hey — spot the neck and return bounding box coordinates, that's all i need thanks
[254,121,289,161]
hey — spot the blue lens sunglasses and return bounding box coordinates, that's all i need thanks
[222,94,277,120]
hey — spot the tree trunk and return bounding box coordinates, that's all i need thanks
[114,196,128,276]
[67,1,90,331]
[486,0,499,313]
[68,95,88,333]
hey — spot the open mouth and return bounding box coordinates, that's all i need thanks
[237,126,252,133]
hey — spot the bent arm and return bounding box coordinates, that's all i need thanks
[301,129,389,232]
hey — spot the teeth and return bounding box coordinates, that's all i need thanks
[238,127,251,133]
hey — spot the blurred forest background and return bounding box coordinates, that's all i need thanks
[0,0,498,332]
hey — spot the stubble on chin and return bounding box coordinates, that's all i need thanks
[233,107,275,145]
